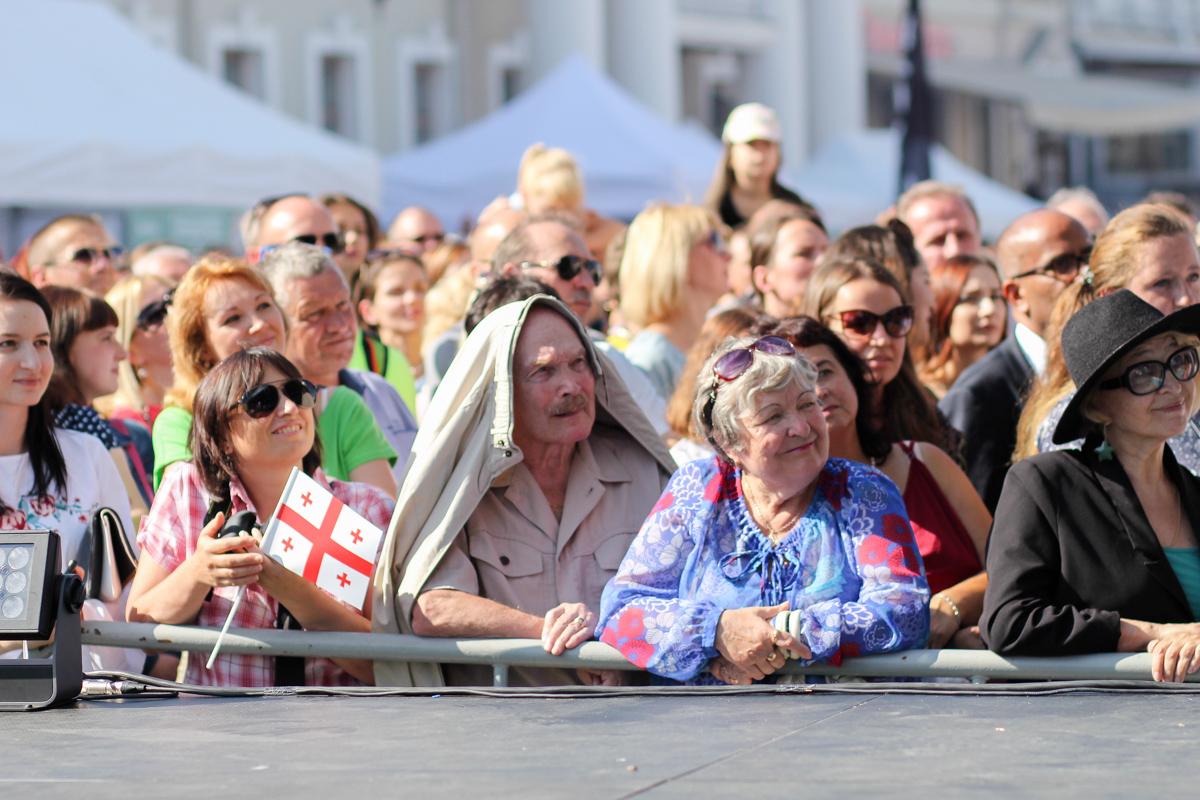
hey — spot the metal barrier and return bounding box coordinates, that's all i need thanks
[81,621,1193,686]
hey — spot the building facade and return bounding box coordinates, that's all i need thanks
[103,0,865,165]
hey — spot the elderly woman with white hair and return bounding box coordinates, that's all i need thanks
[597,335,930,684]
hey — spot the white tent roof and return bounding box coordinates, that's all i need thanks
[381,55,723,227]
[787,129,1041,240]
[0,0,379,209]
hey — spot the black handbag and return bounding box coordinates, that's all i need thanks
[71,507,138,601]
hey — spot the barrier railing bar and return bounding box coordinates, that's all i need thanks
[81,621,1194,683]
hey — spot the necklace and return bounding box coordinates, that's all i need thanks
[745,487,800,542]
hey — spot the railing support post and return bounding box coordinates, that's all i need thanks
[493,664,509,687]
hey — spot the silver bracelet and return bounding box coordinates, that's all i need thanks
[934,592,961,620]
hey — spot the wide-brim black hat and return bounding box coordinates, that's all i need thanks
[1053,289,1200,444]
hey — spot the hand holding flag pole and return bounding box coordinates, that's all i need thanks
[204,468,385,671]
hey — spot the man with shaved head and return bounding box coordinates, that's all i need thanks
[939,208,1091,510]
[387,206,445,253]
[28,214,121,295]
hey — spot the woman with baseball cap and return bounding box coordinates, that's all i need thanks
[702,103,816,230]
[982,289,1200,681]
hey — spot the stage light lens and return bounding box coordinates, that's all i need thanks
[7,547,29,570]
[5,571,26,595]
[2,595,24,620]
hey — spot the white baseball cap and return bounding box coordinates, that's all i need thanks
[722,103,782,145]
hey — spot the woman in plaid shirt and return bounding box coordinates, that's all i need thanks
[127,348,394,687]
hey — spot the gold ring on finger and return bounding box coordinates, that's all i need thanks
[574,616,586,626]
[767,652,777,662]
[771,629,780,644]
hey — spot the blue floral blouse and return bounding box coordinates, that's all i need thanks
[597,456,930,683]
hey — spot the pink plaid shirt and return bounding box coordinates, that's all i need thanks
[139,463,394,687]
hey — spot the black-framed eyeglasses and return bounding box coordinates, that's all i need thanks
[1012,247,1092,282]
[236,378,317,419]
[702,336,797,432]
[260,232,346,258]
[518,254,603,284]
[46,246,124,269]
[1098,346,1199,396]
[827,306,914,340]
[135,288,176,333]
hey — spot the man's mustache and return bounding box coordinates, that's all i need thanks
[548,393,590,416]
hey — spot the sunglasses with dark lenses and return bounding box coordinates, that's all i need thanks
[1012,247,1092,282]
[237,378,317,419]
[1098,346,1200,396]
[702,336,797,432]
[829,306,915,339]
[518,254,603,283]
[135,288,176,332]
[292,232,346,255]
[53,246,123,268]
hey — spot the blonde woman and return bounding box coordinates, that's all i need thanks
[1017,204,1200,468]
[517,143,623,260]
[152,255,395,493]
[100,274,176,429]
[619,205,731,399]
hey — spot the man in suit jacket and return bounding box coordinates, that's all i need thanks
[939,209,1091,510]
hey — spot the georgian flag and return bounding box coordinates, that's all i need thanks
[261,469,384,610]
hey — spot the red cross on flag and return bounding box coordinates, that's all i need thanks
[261,468,384,610]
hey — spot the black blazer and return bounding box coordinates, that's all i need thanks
[981,438,1200,655]
[938,336,1034,512]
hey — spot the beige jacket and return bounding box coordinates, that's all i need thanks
[371,295,675,686]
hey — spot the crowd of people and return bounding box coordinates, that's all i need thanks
[5,100,1200,687]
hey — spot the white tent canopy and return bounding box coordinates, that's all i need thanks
[0,0,379,209]
[381,55,723,227]
[788,129,1041,240]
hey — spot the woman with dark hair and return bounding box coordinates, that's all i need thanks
[921,255,1007,398]
[42,286,155,512]
[801,256,963,463]
[129,347,394,687]
[821,220,935,360]
[702,103,814,230]
[0,274,132,656]
[755,316,991,649]
[318,193,381,282]
[746,204,828,318]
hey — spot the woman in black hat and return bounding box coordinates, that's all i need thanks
[982,289,1200,682]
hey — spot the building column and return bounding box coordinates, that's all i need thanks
[807,0,865,156]
[525,0,606,81]
[742,0,809,167]
[607,0,680,121]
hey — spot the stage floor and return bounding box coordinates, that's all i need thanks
[4,690,1200,797]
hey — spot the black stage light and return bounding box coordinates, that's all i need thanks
[0,531,84,711]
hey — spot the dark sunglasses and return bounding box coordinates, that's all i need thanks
[1098,345,1199,396]
[50,246,123,268]
[1012,247,1092,282]
[135,288,176,332]
[237,378,317,419]
[701,336,797,435]
[518,254,603,283]
[828,306,915,339]
[412,233,444,245]
[259,232,345,258]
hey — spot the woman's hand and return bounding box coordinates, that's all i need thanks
[928,594,962,649]
[715,602,811,680]
[542,602,598,655]
[708,655,755,686]
[186,512,263,589]
[1149,632,1200,683]
[951,625,986,649]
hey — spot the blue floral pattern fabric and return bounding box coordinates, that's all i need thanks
[596,456,930,684]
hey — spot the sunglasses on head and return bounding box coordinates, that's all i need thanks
[1098,345,1199,396]
[828,306,915,340]
[701,336,797,433]
[135,288,176,332]
[1012,247,1092,282]
[237,378,317,419]
[518,254,603,283]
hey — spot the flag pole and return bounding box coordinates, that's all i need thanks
[205,468,301,671]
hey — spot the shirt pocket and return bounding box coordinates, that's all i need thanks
[592,532,637,572]
[467,529,545,578]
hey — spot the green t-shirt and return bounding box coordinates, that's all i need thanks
[151,387,397,490]
[349,331,418,411]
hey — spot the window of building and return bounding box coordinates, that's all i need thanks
[502,68,523,104]
[414,63,443,145]
[1107,131,1190,173]
[321,55,358,139]
[223,49,265,100]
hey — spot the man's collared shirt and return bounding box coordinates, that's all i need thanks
[1014,322,1047,375]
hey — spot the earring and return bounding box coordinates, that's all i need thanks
[136,367,149,379]
[1094,424,1116,461]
